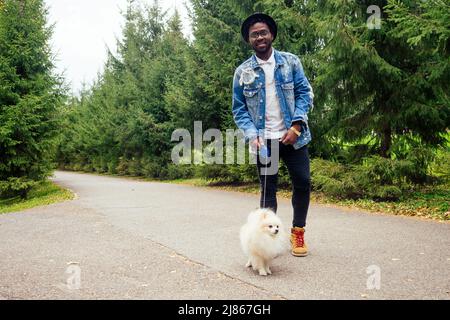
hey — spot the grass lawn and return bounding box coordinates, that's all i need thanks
[311,186,449,221]
[166,178,450,221]
[0,180,74,214]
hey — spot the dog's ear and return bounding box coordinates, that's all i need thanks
[262,212,267,220]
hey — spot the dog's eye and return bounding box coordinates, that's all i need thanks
[268,225,273,228]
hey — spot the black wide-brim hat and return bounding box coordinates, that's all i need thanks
[241,13,277,43]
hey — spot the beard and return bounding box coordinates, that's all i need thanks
[252,40,272,55]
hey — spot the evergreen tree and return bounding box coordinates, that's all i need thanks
[308,0,449,159]
[386,0,449,147]
[0,0,63,198]
[259,0,332,158]
[55,0,448,187]
[57,1,189,178]
[181,0,255,130]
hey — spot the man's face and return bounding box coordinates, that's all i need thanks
[248,22,273,55]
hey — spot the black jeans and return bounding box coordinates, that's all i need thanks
[257,140,311,228]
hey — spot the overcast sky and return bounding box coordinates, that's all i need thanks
[45,0,192,95]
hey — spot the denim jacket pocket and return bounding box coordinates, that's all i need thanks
[281,82,295,112]
[243,88,260,124]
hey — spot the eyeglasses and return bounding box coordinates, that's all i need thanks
[249,30,270,39]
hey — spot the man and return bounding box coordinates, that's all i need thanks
[232,13,314,257]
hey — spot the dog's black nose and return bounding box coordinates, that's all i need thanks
[274,230,279,234]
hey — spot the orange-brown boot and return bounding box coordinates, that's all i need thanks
[291,227,308,257]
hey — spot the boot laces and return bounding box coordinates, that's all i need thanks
[293,230,304,247]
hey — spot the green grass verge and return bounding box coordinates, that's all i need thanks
[0,180,74,214]
[310,187,449,221]
[164,178,450,221]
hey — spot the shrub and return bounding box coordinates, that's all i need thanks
[140,158,162,178]
[311,157,418,201]
[0,177,37,199]
[127,158,143,176]
[166,164,195,180]
[431,148,450,183]
[194,164,230,181]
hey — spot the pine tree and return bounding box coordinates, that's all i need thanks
[308,0,449,158]
[171,0,256,131]
[0,0,63,198]
[57,1,189,177]
[385,0,449,147]
[260,0,331,158]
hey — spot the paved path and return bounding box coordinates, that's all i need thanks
[0,171,449,300]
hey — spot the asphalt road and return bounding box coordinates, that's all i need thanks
[0,171,449,300]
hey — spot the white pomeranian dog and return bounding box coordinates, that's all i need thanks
[240,208,290,276]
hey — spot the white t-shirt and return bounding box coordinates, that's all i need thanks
[256,49,287,139]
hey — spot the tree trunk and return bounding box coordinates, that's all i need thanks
[380,122,392,158]
[20,187,29,200]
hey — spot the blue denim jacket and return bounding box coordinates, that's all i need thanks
[232,49,314,149]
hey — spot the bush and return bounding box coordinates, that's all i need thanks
[194,164,230,181]
[140,158,162,178]
[362,156,414,186]
[311,159,359,198]
[0,177,37,199]
[166,164,195,180]
[404,146,435,184]
[311,157,418,201]
[116,157,130,176]
[127,158,143,176]
[92,157,109,173]
[226,163,259,184]
[371,185,403,200]
[431,148,450,183]
[107,159,118,174]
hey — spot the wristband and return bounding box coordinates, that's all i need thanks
[289,126,301,136]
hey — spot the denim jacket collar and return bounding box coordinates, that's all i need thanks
[250,49,284,70]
